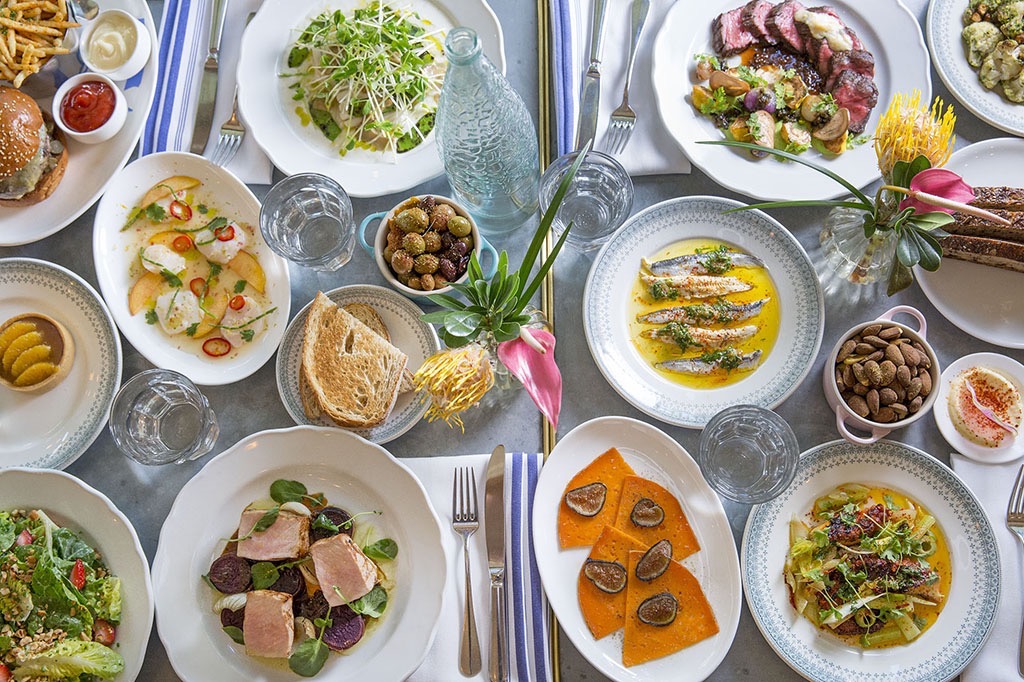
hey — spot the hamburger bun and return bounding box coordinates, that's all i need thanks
[0,86,67,207]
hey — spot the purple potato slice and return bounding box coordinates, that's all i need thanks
[268,565,304,597]
[295,590,330,620]
[220,606,245,629]
[208,554,252,594]
[323,605,365,651]
[310,506,353,542]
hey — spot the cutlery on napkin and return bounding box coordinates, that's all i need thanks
[405,453,552,682]
[950,452,1019,682]
[551,0,691,175]
[142,0,272,184]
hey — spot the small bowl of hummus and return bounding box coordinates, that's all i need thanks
[935,352,1024,464]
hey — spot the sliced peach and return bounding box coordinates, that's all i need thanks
[228,250,266,294]
[128,272,164,316]
[192,292,229,339]
[140,176,201,209]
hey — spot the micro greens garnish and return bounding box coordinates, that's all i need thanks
[288,615,332,676]
[286,2,444,158]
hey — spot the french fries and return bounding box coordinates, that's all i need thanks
[0,0,78,88]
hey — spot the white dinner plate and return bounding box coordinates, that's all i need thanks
[0,0,158,246]
[237,0,504,197]
[153,426,447,682]
[934,352,1024,464]
[92,152,291,386]
[651,0,930,201]
[533,416,741,682]
[0,258,121,469]
[917,138,1024,347]
[584,196,823,429]
[743,439,1000,682]
[0,468,154,681]
[927,0,1024,137]
[276,284,439,444]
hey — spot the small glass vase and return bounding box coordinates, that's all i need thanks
[818,205,898,303]
[478,307,550,397]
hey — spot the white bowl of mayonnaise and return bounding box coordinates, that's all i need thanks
[79,9,151,82]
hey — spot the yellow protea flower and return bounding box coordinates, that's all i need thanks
[413,345,494,431]
[875,91,956,180]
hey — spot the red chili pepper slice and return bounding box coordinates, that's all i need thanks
[229,295,246,311]
[93,619,117,646]
[169,200,193,221]
[70,558,86,590]
[172,234,194,253]
[189,278,206,298]
[15,529,32,546]
[0,662,12,682]
[215,224,236,242]
[203,337,232,357]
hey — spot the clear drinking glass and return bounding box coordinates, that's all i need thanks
[539,150,633,252]
[259,173,356,271]
[698,405,799,504]
[108,369,219,465]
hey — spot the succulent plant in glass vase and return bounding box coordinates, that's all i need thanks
[412,147,589,430]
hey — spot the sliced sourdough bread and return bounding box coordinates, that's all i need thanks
[341,302,414,393]
[301,292,408,428]
[940,234,1024,274]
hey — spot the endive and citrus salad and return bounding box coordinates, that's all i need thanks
[785,484,950,648]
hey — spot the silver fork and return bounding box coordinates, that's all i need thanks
[209,85,245,167]
[452,467,482,676]
[605,0,650,156]
[1006,463,1024,676]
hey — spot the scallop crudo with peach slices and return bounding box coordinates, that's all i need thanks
[123,176,276,358]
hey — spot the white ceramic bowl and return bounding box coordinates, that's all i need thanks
[0,468,154,681]
[823,305,940,444]
[358,194,497,299]
[52,73,127,144]
[78,9,152,82]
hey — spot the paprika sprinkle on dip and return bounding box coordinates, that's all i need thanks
[948,367,1023,447]
[60,80,117,133]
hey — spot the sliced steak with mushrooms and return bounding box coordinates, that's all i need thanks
[742,0,778,44]
[830,70,878,133]
[767,0,807,53]
[713,6,758,56]
[826,49,875,90]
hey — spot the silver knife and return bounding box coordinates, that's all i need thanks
[484,444,508,682]
[190,0,230,155]
[574,0,609,150]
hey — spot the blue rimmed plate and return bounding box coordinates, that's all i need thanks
[276,285,439,444]
[927,0,1024,137]
[0,258,121,469]
[743,440,1000,682]
[583,196,823,429]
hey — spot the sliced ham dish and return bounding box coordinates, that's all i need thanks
[203,479,399,677]
[696,0,880,156]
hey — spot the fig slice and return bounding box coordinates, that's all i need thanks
[637,592,678,627]
[635,539,673,582]
[630,497,665,528]
[583,559,627,594]
[564,482,607,517]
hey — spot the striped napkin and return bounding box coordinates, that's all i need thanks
[949,453,1020,682]
[404,452,552,682]
[141,0,273,183]
[549,0,691,175]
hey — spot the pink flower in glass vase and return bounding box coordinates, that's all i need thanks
[497,329,562,430]
[897,168,975,215]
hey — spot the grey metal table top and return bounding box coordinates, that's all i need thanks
[1,0,1016,679]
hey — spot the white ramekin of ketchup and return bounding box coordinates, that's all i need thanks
[52,73,127,144]
[78,9,152,82]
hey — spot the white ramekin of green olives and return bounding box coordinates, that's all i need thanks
[358,195,497,299]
